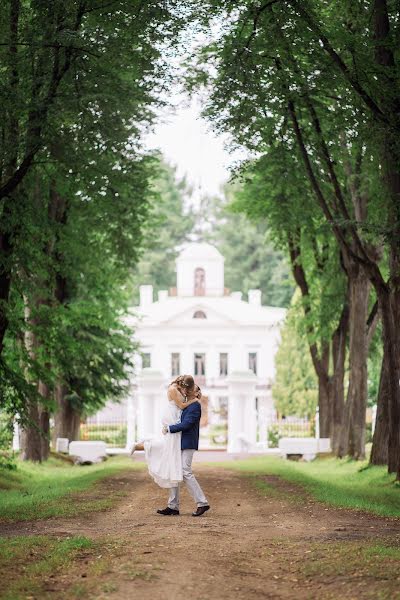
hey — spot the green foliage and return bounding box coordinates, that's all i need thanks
[273,294,318,418]
[368,324,384,407]
[267,425,280,448]
[0,2,189,432]
[0,412,15,470]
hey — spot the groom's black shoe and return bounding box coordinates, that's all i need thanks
[157,507,179,516]
[192,505,210,517]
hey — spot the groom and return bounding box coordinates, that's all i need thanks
[157,394,210,517]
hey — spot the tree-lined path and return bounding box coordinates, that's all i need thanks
[1,463,399,600]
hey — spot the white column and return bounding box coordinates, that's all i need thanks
[126,389,136,450]
[181,345,192,376]
[227,370,257,453]
[137,369,166,440]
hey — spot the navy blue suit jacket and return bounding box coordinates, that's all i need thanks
[169,401,201,450]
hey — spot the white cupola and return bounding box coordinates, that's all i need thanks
[176,242,224,297]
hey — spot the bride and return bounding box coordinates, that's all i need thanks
[131,374,201,488]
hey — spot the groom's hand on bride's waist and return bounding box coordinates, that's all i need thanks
[162,425,169,435]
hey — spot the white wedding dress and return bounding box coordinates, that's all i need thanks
[143,399,183,488]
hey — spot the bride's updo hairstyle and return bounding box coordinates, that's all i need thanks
[171,374,202,399]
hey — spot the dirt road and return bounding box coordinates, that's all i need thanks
[2,464,400,599]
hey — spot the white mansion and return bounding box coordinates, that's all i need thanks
[123,242,286,452]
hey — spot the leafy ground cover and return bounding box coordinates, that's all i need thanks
[221,456,400,518]
[0,455,143,523]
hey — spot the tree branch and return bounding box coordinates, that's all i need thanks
[236,0,281,59]
[366,299,380,347]
[287,0,388,125]
[287,232,328,381]
[0,3,87,200]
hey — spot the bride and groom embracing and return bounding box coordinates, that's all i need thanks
[132,374,210,517]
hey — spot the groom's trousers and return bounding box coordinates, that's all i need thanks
[168,449,208,510]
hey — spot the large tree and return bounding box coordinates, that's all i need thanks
[229,148,350,450]
[0,1,187,460]
[0,0,183,353]
[192,0,396,471]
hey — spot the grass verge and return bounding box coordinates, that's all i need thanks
[0,455,144,523]
[0,535,97,600]
[219,456,400,518]
[257,538,400,600]
[0,533,161,600]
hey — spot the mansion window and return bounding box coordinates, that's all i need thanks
[171,352,180,377]
[194,267,205,296]
[142,352,151,368]
[219,353,228,377]
[193,310,207,319]
[194,352,206,376]
[248,352,257,375]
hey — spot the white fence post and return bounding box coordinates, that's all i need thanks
[371,404,377,435]
[315,407,320,440]
[136,369,166,441]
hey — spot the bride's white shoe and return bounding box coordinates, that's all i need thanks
[130,441,145,455]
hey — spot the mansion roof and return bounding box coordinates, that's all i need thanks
[128,295,286,329]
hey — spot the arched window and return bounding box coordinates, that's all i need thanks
[194,267,205,296]
[193,310,207,319]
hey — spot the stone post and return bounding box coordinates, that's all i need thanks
[136,369,166,440]
[227,370,257,453]
[12,418,20,452]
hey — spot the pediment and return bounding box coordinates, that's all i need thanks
[159,303,238,327]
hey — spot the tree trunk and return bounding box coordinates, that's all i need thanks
[19,301,50,461]
[54,382,81,442]
[317,344,331,438]
[0,1,21,353]
[348,273,369,459]
[379,287,400,476]
[331,304,349,453]
[372,0,400,479]
[20,401,42,461]
[38,381,50,460]
[370,357,389,465]
[0,231,13,354]
[337,267,369,459]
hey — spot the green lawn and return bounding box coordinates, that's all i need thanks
[220,455,400,518]
[0,455,143,523]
